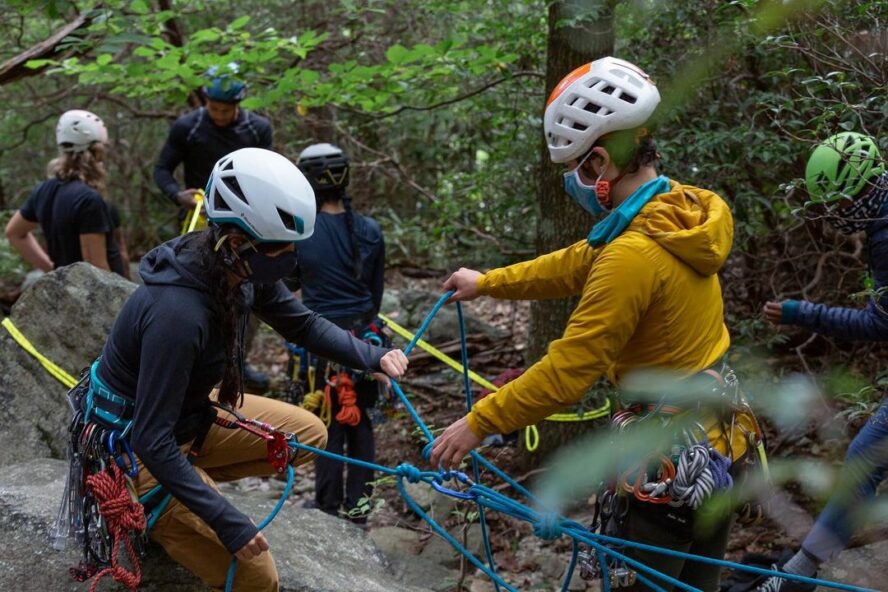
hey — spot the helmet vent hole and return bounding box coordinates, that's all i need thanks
[222,159,234,171]
[618,92,637,104]
[213,188,232,212]
[277,208,297,232]
[572,121,588,132]
[602,85,616,95]
[222,176,248,205]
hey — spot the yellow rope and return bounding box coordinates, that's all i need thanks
[1,317,77,388]
[379,311,611,453]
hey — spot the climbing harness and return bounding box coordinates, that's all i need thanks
[179,189,207,236]
[286,317,393,426]
[378,311,612,453]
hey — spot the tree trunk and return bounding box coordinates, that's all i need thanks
[520,0,615,466]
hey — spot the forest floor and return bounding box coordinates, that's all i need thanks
[245,270,877,591]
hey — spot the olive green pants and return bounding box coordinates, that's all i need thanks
[133,394,328,591]
[623,502,733,592]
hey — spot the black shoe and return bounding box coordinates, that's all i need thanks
[243,364,270,392]
[755,565,816,592]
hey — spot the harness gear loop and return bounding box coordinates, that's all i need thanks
[84,464,146,592]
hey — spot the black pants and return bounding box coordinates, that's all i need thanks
[623,499,733,592]
[314,376,377,515]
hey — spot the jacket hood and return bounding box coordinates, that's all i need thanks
[627,180,734,276]
[139,235,212,291]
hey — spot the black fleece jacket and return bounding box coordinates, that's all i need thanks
[96,235,387,553]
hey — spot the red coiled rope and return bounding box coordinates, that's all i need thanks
[84,463,146,592]
[331,372,361,426]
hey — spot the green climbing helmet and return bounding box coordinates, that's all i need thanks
[805,132,885,203]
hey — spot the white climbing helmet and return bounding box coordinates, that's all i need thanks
[543,57,660,164]
[205,148,316,242]
[56,110,108,153]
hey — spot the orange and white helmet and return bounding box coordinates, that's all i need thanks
[56,110,108,153]
[544,57,660,164]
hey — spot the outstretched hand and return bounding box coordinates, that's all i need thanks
[763,301,784,325]
[442,268,483,303]
[429,415,482,471]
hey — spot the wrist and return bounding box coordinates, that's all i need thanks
[464,412,487,440]
[781,300,801,324]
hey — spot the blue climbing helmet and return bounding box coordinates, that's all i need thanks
[203,62,246,103]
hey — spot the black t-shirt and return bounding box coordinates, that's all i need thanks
[19,178,126,277]
[153,107,273,203]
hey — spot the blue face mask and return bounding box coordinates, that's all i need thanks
[563,169,609,216]
[242,250,299,284]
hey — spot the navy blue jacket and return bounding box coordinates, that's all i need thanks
[97,234,386,553]
[298,212,385,322]
[153,107,273,203]
[787,190,888,341]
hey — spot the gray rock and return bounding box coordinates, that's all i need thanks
[0,459,435,592]
[369,526,422,556]
[0,263,136,465]
[388,555,461,592]
[420,523,485,569]
[395,289,507,344]
[818,539,888,590]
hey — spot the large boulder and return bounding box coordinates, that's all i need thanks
[0,263,136,464]
[0,459,434,592]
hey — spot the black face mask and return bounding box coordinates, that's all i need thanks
[240,249,299,284]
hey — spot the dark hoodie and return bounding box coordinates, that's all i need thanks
[97,234,387,553]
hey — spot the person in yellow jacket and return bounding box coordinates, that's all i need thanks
[431,57,736,591]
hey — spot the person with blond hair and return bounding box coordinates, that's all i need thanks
[5,109,128,278]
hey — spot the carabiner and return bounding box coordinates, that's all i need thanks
[430,471,477,501]
[106,431,139,479]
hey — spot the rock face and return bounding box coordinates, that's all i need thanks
[818,539,888,590]
[0,460,434,592]
[0,263,136,465]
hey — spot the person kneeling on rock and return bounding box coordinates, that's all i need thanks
[78,148,407,590]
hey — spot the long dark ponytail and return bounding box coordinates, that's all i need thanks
[177,226,246,408]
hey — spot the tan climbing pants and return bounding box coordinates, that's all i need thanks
[132,394,328,592]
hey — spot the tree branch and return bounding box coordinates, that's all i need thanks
[0,12,94,86]
[350,70,545,120]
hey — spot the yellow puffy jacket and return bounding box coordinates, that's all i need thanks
[466,180,734,439]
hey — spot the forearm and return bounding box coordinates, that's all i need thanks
[478,240,599,300]
[787,299,888,341]
[133,436,258,553]
[9,234,53,272]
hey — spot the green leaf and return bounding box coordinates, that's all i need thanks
[130,0,150,14]
[385,44,409,65]
[96,54,113,66]
[24,59,52,69]
[230,16,251,31]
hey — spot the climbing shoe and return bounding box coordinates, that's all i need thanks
[243,364,270,392]
[754,565,816,592]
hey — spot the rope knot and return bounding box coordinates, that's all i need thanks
[396,463,424,484]
[533,512,562,540]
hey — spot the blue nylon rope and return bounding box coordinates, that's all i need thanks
[217,291,873,592]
